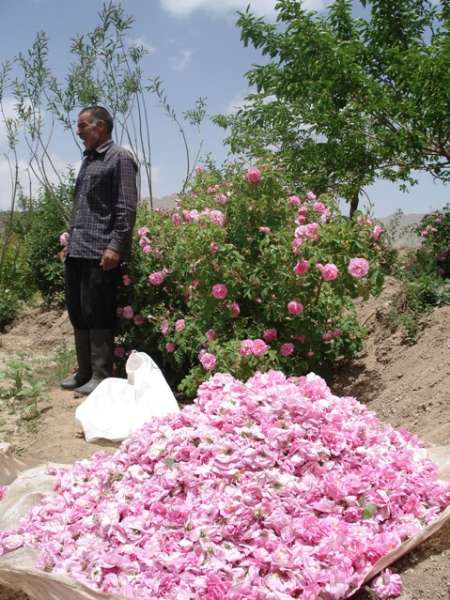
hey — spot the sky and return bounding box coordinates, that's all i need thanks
[0,0,448,218]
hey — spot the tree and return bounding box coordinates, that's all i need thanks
[1,1,206,216]
[214,0,450,214]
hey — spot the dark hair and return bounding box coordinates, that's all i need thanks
[80,105,113,135]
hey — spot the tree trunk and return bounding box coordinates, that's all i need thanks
[349,190,359,218]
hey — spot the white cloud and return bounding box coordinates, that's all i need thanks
[170,49,193,71]
[160,0,325,18]
[225,94,251,115]
[225,92,278,114]
[129,36,156,56]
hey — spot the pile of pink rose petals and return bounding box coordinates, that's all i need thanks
[1,370,449,599]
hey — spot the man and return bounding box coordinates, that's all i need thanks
[61,106,138,395]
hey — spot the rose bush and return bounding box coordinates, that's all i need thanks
[416,204,450,278]
[117,163,385,396]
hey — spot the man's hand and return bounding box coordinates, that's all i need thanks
[100,248,120,271]
[57,248,67,263]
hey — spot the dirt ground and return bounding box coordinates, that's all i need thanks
[0,278,449,600]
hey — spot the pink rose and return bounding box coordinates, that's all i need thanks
[316,262,339,281]
[306,190,317,200]
[370,569,403,599]
[142,244,152,254]
[262,328,278,342]
[240,339,254,357]
[292,238,303,254]
[295,223,320,241]
[252,339,268,356]
[322,328,342,341]
[372,225,384,241]
[122,274,131,286]
[171,213,182,226]
[175,319,186,332]
[206,329,216,342]
[114,346,125,358]
[165,342,176,353]
[212,283,228,300]
[348,257,369,278]
[204,574,228,600]
[137,226,149,237]
[59,231,69,246]
[258,226,271,234]
[280,342,294,357]
[288,195,301,206]
[294,259,310,275]
[230,301,240,318]
[313,201,327,214]
[215,193,228,205]
[245,166,262,184]
[122,305,134,320]
[194,164,204,173]
[148,270,166,285]
[160,320,169,335]
[209,242,219,254]
[199,352,217,371]
[305,222,320,240]
[287,300,304,315]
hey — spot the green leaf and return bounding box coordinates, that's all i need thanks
[362,503,378,519]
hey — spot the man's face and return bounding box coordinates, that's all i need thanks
[77,111,103,150]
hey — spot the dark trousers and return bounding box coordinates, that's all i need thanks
[64,257,120,330]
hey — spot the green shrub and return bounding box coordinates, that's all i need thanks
[117,162,384,397]
[415,204,450,278]
[0,287,20,331]
[26,180,73,306]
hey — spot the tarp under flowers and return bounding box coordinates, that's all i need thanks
[0,371,449,600]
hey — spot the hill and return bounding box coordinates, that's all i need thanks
[379,213,424,248]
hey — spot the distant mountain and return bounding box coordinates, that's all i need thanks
[378,212,424,248]
[142,194,179,210]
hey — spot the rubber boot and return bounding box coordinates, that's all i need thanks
[61,329,92,389]
[74,329,113,396]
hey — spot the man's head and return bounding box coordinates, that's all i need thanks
[77,106,113,150]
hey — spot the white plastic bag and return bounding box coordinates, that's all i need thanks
[75,352,179,443]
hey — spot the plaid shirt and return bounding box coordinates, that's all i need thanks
[67,140,138,260]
